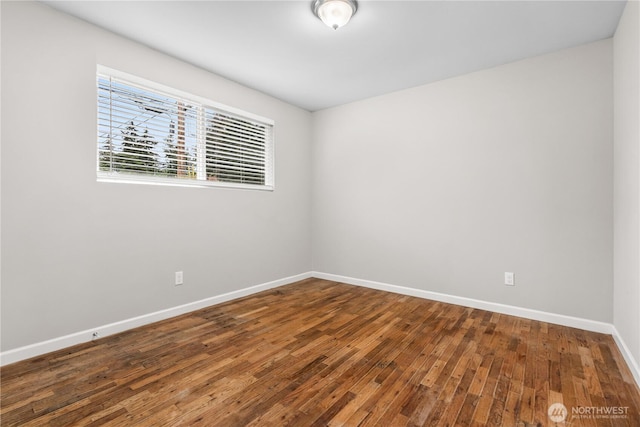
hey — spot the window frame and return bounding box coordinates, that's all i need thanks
[96,65,275,191]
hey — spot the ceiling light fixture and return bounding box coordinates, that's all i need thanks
[312,0,357,30]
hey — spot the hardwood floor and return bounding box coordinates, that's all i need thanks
[1,278,639,426]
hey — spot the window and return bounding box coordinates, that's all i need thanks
[97,66,274,190]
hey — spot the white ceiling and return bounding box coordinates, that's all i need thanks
[44,0,626,111]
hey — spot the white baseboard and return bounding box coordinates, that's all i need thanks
[312,271,640,389]
[0,272,312,367]
[3,270,639,390]
[611,326,640,388]
[312,272,614,333]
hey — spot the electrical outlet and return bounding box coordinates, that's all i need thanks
[175,271,184,286]
[505,272,515,286]
[92,332,99,340]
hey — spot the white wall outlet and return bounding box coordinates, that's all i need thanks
[92,332,99,340]
[175,271,184,286]
[505,272,515,286]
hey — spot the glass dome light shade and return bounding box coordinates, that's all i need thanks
[314,0,357,30]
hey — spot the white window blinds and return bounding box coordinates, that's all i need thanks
[97,67,274,190]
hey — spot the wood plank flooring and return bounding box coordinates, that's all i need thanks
[1,278,639,426]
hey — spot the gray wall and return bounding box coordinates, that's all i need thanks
[1,2,312,351]
[1,1,629,357]
[613,1,640,368]
[312,40,614,322]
